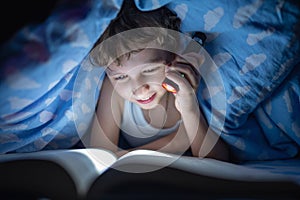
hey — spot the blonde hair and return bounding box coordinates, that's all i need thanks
[89,0,181,67]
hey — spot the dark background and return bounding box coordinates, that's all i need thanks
[0,0,58,45]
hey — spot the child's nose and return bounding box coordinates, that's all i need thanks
[132,84,150,96]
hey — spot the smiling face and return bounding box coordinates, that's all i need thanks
[106,49,174,110]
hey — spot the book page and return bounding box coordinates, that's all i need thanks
[1,148,295,197]
[112,149,181,173]
[110,149,294,183]
[0,148,117,197]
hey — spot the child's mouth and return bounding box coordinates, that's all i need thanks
[136,93,156,104]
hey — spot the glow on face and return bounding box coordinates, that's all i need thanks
[106,49,172,109]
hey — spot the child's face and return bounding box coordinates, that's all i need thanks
[106,49,172,110]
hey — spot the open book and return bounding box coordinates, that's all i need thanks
[0,148,299,200]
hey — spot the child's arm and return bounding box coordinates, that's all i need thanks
[164,57,229,161]
[115,106,229,161]
[90,76,190,157]
[89,76,122,152]
[115,124,191,157]
[180,101,229,161]
[116,58,229,160]
[88,76,209,159]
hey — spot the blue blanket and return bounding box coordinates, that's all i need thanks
[0,0,299,161]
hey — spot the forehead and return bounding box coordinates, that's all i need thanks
[108,49,171,71]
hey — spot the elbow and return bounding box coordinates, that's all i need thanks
[193,139,230,162]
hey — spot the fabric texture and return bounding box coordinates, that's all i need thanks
[164,0,300,160]
[0,0,119,153]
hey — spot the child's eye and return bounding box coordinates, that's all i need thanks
[143,66,161,73]
[114,74,128,80]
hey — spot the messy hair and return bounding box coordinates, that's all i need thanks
[89,0,181,66]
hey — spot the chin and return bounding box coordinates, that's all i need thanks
[137,102,158,110]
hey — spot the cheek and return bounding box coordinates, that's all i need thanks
[111,82,131,98]
[144,73,165,85]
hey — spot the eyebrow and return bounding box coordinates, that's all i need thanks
[105,67,120,76]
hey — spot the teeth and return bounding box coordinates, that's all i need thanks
[138,93,154,101]
[140,96,151,101]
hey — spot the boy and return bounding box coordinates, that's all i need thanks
[88,0,229,161]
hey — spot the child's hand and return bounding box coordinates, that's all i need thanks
[115,149,129,158]
[165,57,201,112]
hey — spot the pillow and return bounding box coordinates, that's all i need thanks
[136,0,300,160]
[168,0,300,160]
[0,0,121,153]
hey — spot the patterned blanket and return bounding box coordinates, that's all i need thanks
[0,0,299,161]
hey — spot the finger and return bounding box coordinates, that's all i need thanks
[169,62,200,89]
[165,69,194,95]
[174,55,201,76]
[175,53,203,80]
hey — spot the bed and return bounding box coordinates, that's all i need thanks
[0,0,300,193]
